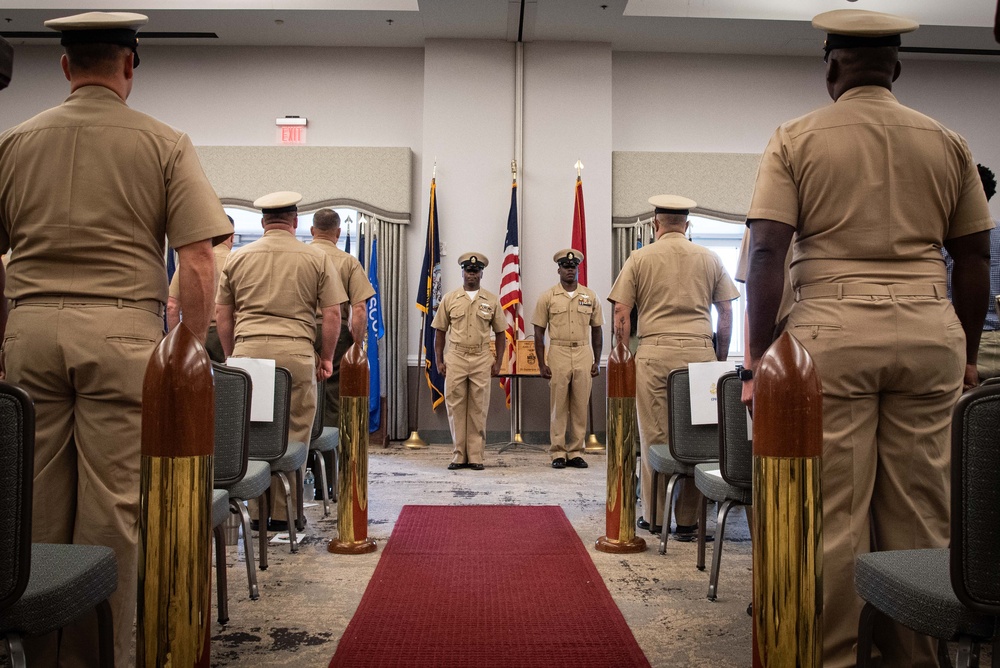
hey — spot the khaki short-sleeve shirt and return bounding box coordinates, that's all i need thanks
[432,288,506,346]
[309,239,374,322]
[532,284,604,342]
[0,85,231,302]
[748,86,994,288]
[216,229,347,340]
[608,232,740,339]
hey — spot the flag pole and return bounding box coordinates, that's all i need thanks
[511,158,525,445]
[404,309,429,449]
[405,167,438,450]
[573,158,604,453]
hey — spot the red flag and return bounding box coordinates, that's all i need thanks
[571,176,588,286]
[499,179,523,407]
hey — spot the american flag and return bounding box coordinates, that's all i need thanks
[499,178,523,407]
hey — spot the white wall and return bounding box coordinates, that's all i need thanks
[613,51,1000,219]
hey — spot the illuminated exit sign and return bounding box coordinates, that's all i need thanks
[279,125,306,144]
[276,116,307,145]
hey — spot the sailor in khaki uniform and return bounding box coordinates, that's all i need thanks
[0,12,231,666]
[167,215,234,362]
[309,208,374,498]
[608,195,739,538]
[216,192,347,528]
[532,249,604,469]
[433,252,505,470]
[744,11,994,666]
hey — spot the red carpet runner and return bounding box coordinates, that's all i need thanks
[330,505,651,667]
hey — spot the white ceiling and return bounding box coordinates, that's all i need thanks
[0,0,996,58]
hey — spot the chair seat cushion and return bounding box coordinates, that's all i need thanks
[694,463,752,505]
[225,459,271,501]
[260,440,308,473]
[647,444,692,476]
[0,543,117,637]
[311,426,339,453]
[212,488,230,528]
[855,549,996,641]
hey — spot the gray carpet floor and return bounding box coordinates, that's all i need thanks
[209,443,754,667]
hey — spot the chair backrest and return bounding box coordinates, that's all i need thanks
[0,381,34,614]
[311,378,326,442]
[667,368,720,465]
[716,371,752,489]
[212,363,252,487]
[950,382,1000,616]
[248,366,291,462]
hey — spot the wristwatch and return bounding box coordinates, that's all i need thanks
[737,366,753,382]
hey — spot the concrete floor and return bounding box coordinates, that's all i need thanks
[208,443,754,667]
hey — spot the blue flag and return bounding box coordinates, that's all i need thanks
[367,235,385,432]
[344,226,351,255]
[416,180,445,409]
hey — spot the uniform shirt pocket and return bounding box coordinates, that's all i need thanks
[477,302,495,321]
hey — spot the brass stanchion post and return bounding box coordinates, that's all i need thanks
[329,342,378,554]
[137,324,214,667]
[596,337,645,553]
[752,332,823,667]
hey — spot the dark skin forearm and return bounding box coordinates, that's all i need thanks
[746,220,794,364]
[434,328,447,377]
[533,324,550,378]
[590,324,603,377]
[492,331,504,376]
[945,230,991,387]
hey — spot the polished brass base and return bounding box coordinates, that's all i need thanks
[584,433,605,453]
[595,535,647,554]
[328,537,378,555]
[403,431,428,449]
[513,432,525,444]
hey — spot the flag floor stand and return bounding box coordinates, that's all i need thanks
[403,431,428,449]
[497,376,544,454]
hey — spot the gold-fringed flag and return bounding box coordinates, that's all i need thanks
[499,177,523,407]
[416,179,445,409]
[571,171,588,286]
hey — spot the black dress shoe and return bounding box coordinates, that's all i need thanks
[447,462,467,470]
[468,463,485,471]
[674,523,713,543]
[551,458,567,469]
[566,457,588,469]
[636,517,663,534]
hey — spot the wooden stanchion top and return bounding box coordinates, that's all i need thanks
[607,338,636,399]
[340,342,370,398]
[753,331,823,458]
[141,324,214,458]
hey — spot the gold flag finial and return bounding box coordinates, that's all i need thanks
[575,159,584,177]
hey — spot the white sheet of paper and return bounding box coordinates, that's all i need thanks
[688,360,737,425]
[225,357,275,422]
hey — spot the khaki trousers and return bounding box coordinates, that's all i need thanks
[5,303,163,668]
[444,345,492,465]
[314,323,355,428]
[233,338,317,522]
[547,343,592,460]
[977,329,1000,380]
[786,294,963,668]
[635,337,716,527]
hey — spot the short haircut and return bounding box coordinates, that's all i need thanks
[978,164,997,202]
[262,211,296,226]
[64,43,129,77]
[830,45,898,80]
[313,208,341,232]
